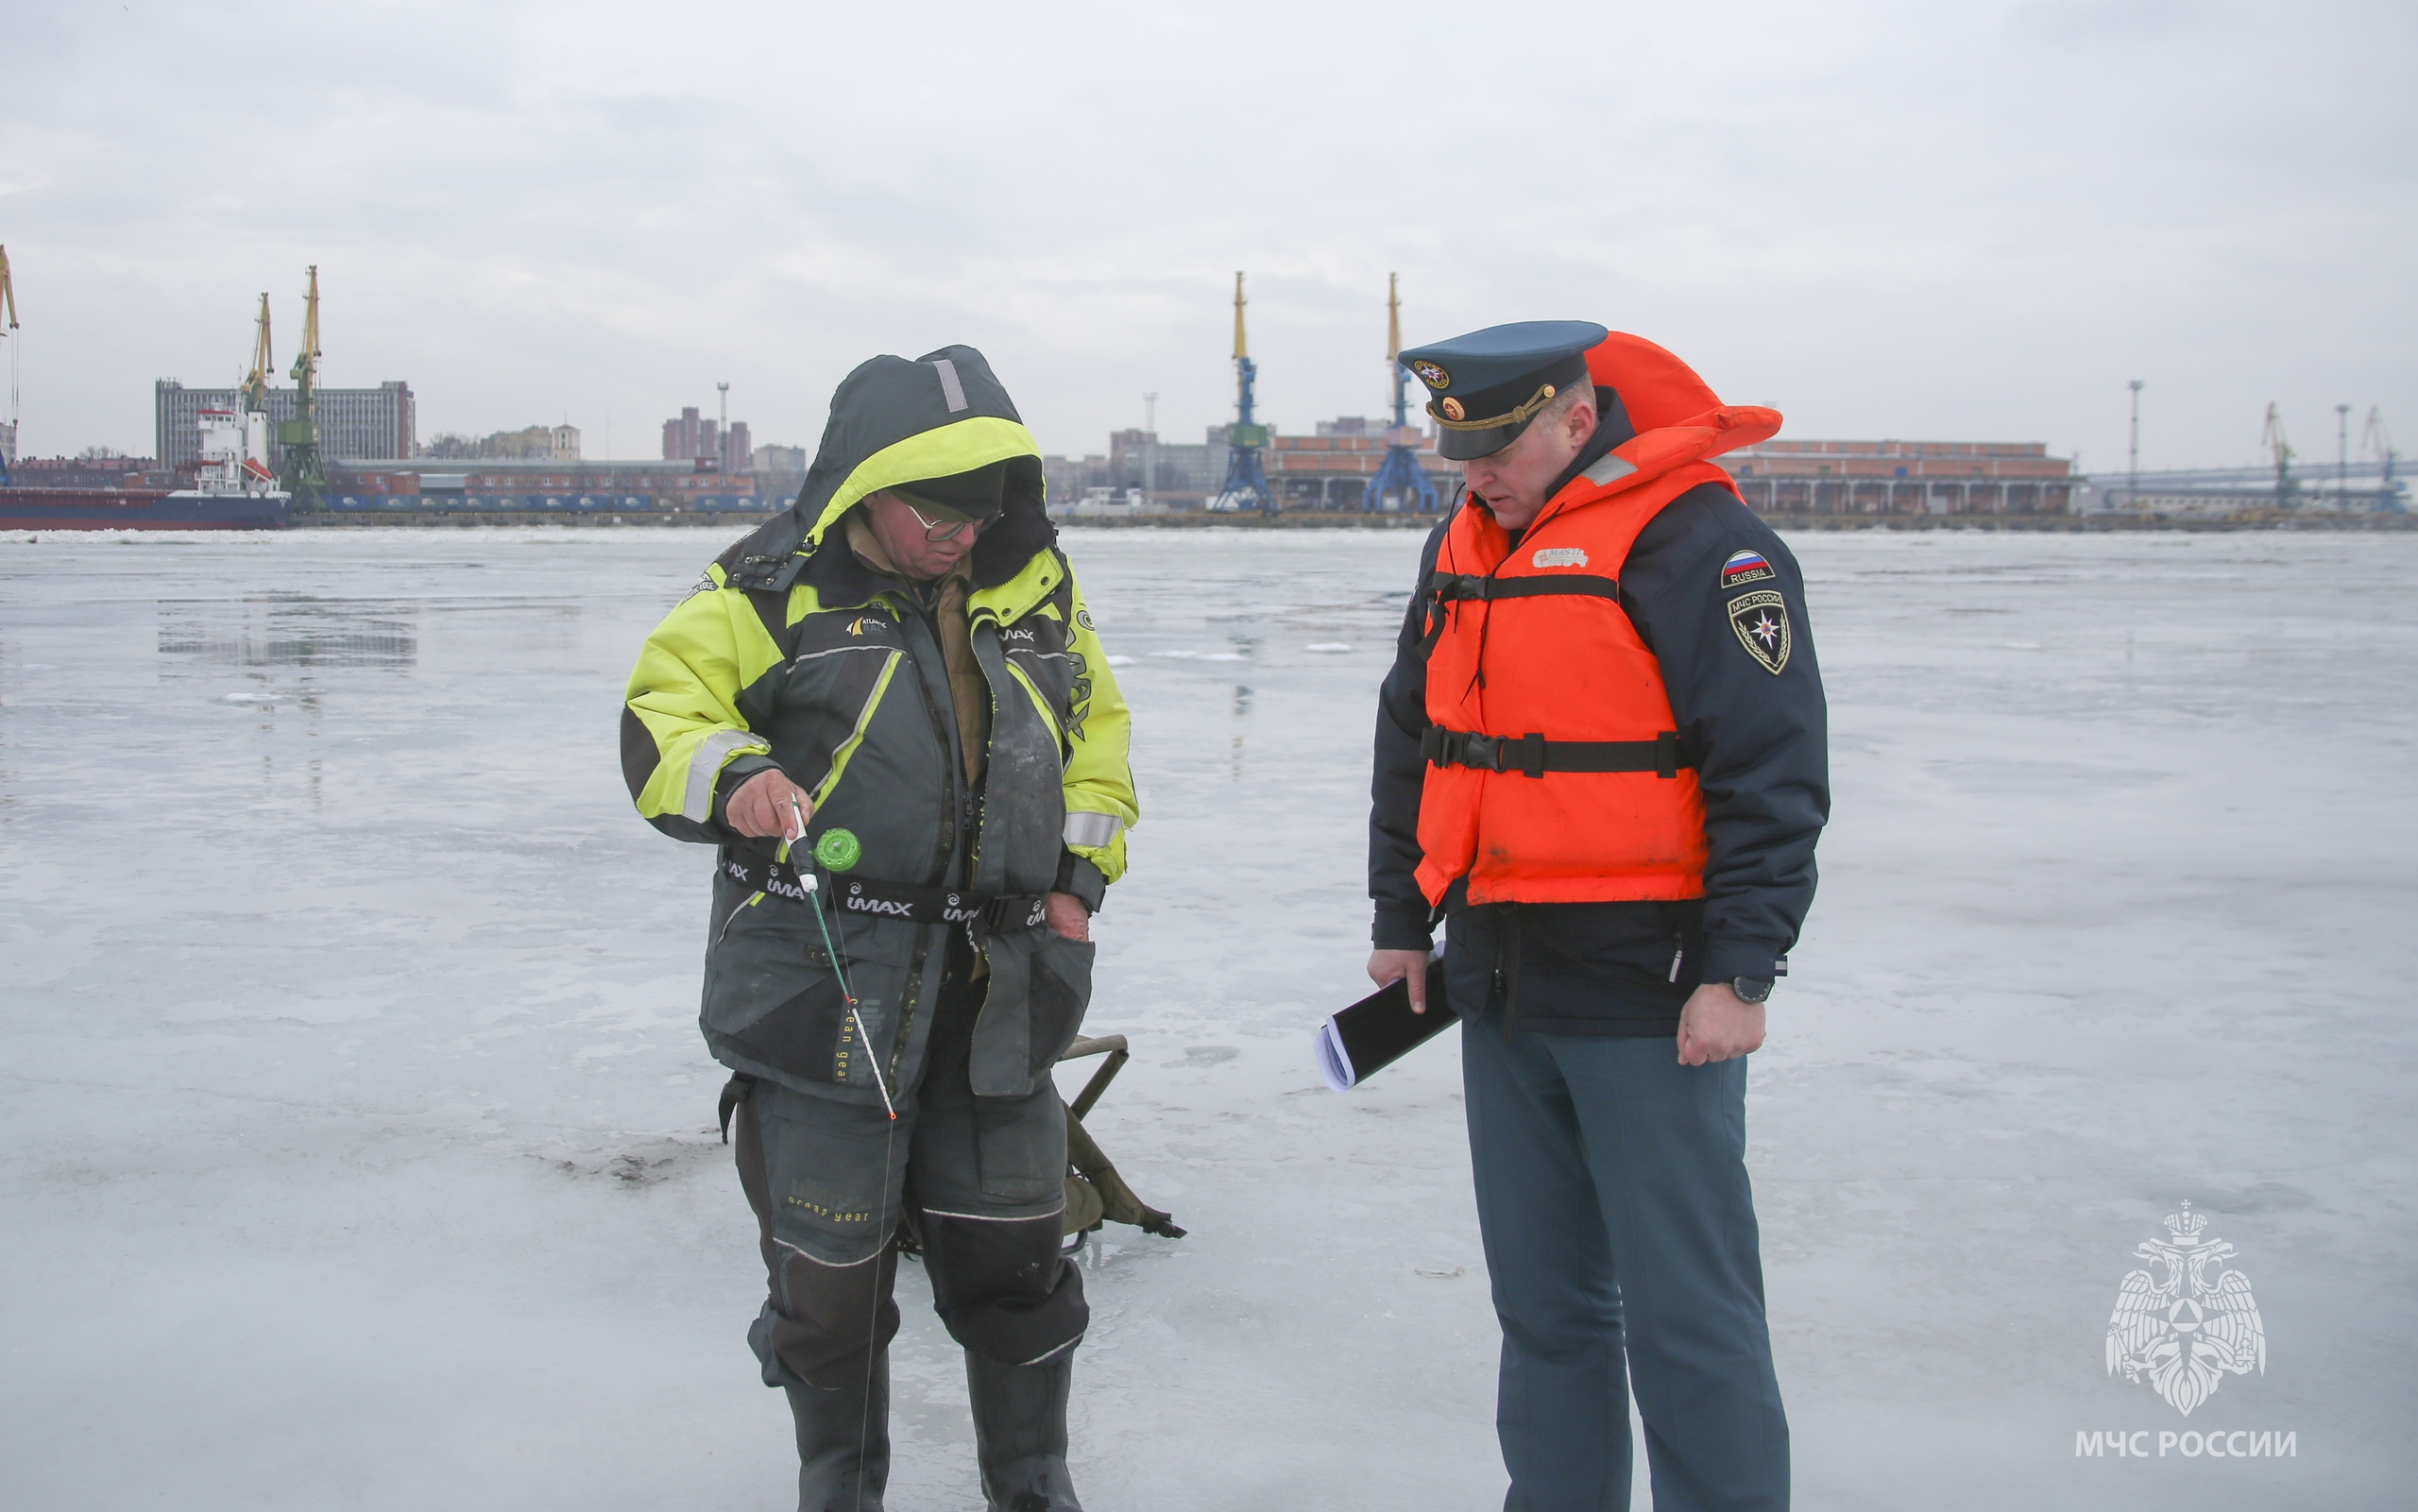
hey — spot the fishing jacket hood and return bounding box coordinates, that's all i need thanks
[724,345,1055,599]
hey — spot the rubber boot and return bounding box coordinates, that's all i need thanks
[784,1352,890,1512]
[965,1349,1081,1512]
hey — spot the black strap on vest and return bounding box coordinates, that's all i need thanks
[1426,570,1623,605]
[1419,570,1623,654]
[1422,725,1689,780]
[720,847,1047,934]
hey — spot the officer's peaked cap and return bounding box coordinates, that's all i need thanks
[1398,320,1610,461]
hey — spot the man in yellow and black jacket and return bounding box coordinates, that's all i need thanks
[622,345,1134,1512]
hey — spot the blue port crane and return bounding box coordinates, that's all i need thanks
[1214,272,1276,515]
[1363,272,1438,514]
[0,244,19,486]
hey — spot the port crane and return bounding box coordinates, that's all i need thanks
[2364,407,2403,512]
[1363,273,1438,514]
[1213,272,1275,515]
[278,265,326,507]
[241,294,273,416]
[0,245,19,485]
[2260,402,2296,511]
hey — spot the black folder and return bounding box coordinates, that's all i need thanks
[1314,957,1455,1091]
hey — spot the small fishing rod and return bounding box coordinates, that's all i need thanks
[789,795,896,1121]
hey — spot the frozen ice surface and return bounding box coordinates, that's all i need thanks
[1,524,2410,1509]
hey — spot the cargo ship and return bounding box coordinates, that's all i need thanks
[0,407,289,531]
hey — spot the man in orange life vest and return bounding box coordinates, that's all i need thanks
[1368,322,1827,1510]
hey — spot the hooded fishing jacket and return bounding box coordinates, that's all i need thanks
[622,346,1137,1100]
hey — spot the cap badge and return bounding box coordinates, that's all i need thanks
[1439,398,1466,421]
[1411,360,1451,390]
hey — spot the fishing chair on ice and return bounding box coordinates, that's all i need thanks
[897,1033,1184,1260]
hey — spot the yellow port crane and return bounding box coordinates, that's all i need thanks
[278,265,325,507]
[241,293,273,416]
[0,244,19,484]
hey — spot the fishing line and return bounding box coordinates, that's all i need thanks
[789,797,898,1512]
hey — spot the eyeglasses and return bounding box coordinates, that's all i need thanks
[895,495,983,543]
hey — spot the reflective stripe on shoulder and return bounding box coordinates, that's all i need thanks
[684,728,771,823]
[1063,811,1123,849]
[1582,451,1638,486]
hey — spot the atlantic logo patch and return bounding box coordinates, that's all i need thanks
[1727,590,1792,674]
[1719,549,1776,588]
[1532,546,1589,569]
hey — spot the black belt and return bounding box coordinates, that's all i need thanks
[1421,725,1690,779]
[720,851,1048,933]
[1426,570,1623,604]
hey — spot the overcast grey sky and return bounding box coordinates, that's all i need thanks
[3,0,2410,473]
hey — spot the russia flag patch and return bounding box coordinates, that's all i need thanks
[1720,549,1776,588]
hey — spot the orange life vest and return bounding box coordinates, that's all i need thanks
[1414,332,1780,908]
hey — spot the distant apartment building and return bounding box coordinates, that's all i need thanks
[422,424,580,461]
[750,443,809,511]
[1103,425,1230,501]
[1726,439,2075,515]
[1043,451,1113,505]
[155,380,415,472]
[663,405,752,473]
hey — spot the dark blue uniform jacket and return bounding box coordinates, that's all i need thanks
[1369,477,1831,1036]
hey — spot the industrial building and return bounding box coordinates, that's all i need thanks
[2077,463,2405,518]
[325,457,761,511]
[1725,438,2075,516]
[1267,417,1455,511]
[1047,417,1456,512]
[155,379,415,475]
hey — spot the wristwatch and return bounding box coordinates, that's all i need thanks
[1730,977,1773,1004]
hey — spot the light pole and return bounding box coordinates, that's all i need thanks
[2126,380,2144,511]
[2337,402,2351,508]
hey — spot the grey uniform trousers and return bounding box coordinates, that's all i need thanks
[1460,1008,1789,1512]
[731,978,1088,1391]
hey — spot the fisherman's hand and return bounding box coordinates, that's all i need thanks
[1045,892,1091,943]
[1368,948,1432,1014]
[1676,981,1765,1065]
[726,768,814,840]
